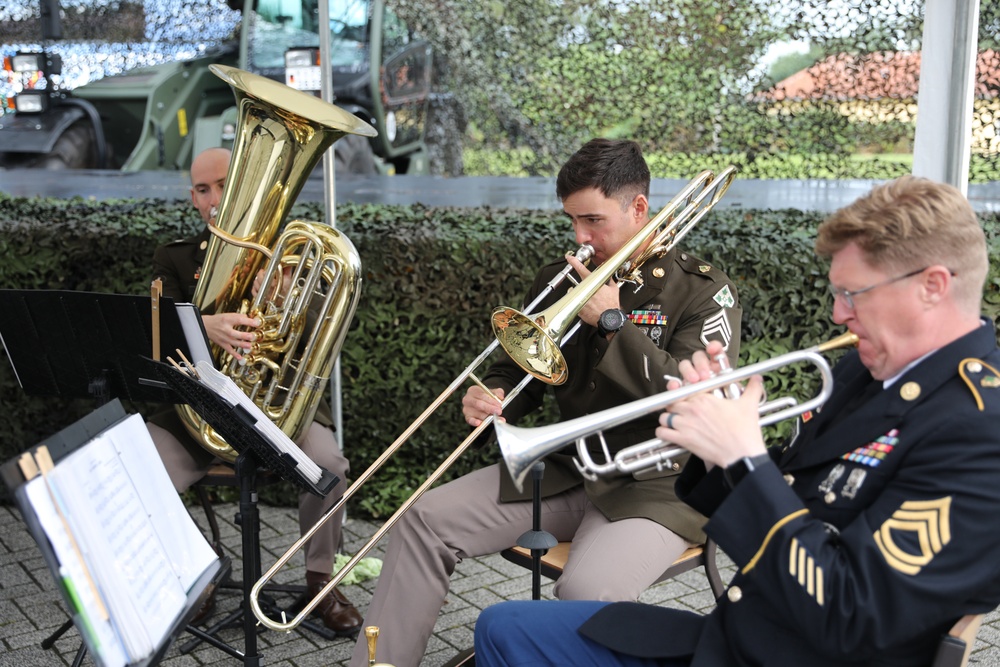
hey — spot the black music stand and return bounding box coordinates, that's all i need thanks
[0,289,240,662]
[0,288,208,406]
[0,398,228,667]
[151,359,342,664]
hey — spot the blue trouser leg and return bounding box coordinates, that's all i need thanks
[474,600,686,667]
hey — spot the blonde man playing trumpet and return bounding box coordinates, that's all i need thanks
[475,175,1000,666]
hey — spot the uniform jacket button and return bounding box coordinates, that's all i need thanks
[727,586,742,603]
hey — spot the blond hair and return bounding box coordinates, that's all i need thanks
[815,175,987,310]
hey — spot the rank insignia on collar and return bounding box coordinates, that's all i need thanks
[982,375,1000,388]
[801,410,813,423]
[713,285,735,308]
[652,267,665,278]
[874,497,952,575]
[699,264,711,273]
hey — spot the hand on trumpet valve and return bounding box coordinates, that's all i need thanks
[462,385,506,427]
[658,342,768,468]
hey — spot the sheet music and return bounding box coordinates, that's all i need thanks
[107,415,217,590]
[22,414,218,666]
[194,361,323,484]
[25,478,129,667]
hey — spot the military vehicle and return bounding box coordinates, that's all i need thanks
[0,0,432,174]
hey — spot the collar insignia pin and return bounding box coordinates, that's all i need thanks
[652,267,665,278]
[900,382,921,401]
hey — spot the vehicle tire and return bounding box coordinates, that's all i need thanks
[0,120,97,170]
[334,133,378,175]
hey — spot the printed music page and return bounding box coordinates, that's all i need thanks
[40,413,217,663]
[175,303,213,365]
[109,414,217,591]
[24,477,129,667]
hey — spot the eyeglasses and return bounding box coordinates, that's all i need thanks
[828,267,929,310]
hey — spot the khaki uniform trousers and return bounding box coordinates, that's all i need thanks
[349,463,690,667]
[147,421,349,574]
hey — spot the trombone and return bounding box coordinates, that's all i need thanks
[492,166,737,385]
[496,332,860,491]
[249,166,739,632]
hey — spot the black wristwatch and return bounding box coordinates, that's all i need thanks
[597,308,627,338]
[723,453,772,490]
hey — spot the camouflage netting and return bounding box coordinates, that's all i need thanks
[2,0,998,180]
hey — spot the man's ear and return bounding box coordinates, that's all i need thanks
[632,194,649,223]
[923,265,952,304]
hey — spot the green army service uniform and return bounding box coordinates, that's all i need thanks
[347,244,742,667]
[488,247,742,544]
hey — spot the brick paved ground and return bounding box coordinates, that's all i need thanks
[3,502,1000,666]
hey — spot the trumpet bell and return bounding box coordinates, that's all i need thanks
[490,306,569,385]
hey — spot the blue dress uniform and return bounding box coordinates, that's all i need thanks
[476,321,1000,666]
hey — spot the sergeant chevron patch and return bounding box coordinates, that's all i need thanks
[788,538,824,605]
[873,497,952,575]
[699,309,732,348]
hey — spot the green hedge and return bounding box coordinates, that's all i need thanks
[3,193,1000,517]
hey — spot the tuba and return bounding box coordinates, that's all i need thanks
[177,64,377,462]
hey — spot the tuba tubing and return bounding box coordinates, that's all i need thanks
[176,65,377,461]
[497,332,860,491]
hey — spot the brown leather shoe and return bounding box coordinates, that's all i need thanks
[302,580,363,636]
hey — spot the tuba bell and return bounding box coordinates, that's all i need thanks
[176,64,377,462]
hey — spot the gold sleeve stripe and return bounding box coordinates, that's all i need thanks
[788,537,826,606]
[743,508,809,574]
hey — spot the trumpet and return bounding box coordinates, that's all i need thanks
[497,331,860,491]
[249,167,738,632]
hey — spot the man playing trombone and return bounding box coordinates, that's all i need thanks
[474,175,1000,665]
[349,138,743,666]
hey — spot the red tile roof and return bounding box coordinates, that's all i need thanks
[761,50,1000,101]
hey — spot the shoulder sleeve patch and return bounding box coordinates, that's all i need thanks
[713,285,735,308]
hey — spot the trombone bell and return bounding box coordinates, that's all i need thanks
[491,307,569,385]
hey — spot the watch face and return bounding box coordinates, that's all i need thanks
[601,309,626,332]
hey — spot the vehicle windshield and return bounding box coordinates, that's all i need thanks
[248,0,370,71]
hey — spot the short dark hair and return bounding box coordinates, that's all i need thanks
[556,138,650,207]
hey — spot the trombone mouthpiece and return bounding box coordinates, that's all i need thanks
[573,244,595,263]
